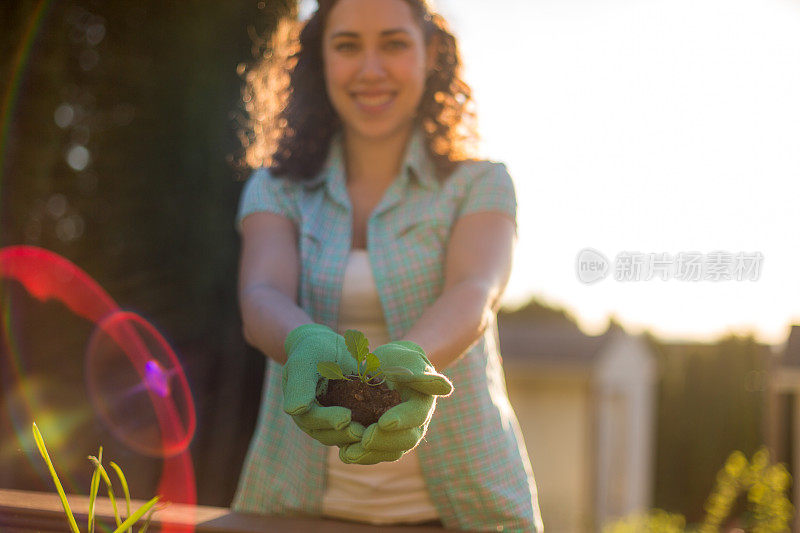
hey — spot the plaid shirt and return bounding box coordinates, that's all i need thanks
[232,129,543,532]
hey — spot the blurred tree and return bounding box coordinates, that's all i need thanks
[2,0,297,506]
[645,332,769,522]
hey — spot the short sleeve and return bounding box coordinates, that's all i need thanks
[235,168,300,232]
[458,161,517,227]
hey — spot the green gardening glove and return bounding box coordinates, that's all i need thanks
[338,341,454,465]
[282,324,364,446]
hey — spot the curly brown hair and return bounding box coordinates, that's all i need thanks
[240,0,479,181]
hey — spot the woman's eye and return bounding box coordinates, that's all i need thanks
[385,40,409,51]
[334,41,358,52]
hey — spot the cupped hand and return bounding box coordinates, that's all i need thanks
[281,324,365,446]
[338,341,453,465]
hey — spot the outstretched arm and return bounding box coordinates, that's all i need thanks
[401,211,516,369]
[239,211,313,365]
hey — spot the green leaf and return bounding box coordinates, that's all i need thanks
[344,329,369,363]
[32,422,80,533]
[88,447,103,533]
[33,421,161,533]
[89,456,122,528]
[109,461,132,533]
[317,361,346,380]
[112,495,160,533]
[137,506,158,533]
[365,352,380,374]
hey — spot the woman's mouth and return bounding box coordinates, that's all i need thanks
[352,92,395,113]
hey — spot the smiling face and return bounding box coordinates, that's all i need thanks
[322,0,433,143]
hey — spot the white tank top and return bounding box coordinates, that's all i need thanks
[321,249,439,525]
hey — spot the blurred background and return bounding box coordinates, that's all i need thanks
[2,0,799,531]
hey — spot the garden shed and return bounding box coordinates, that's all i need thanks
[497,308,657,532]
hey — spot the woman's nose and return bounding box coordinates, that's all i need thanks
[358,49,386,79]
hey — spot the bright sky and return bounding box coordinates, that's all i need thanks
[300,0,800,344]
[433,0,800,344]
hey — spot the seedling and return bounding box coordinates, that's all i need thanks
[31,422,161,533]
[314,330,411,426]
[316,329,412,385]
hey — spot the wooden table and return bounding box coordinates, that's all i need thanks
[0,488,456,532]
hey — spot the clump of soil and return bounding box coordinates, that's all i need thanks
[318,375,401,426]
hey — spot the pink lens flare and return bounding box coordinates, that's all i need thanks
[0,244,117,323]
[0,245,197,523]
[146,360,171,398]
[86,310,196,458]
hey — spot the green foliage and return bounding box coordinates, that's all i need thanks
[317,361,346,381]
[32,422,161,533]
[32,422,80,533]
[603,509,685,533]
[698,447,793,533]
[603,447,792,533]
[87,456,122,529]
[344,329,370,365]
[87,447,102,533]
[316,329,413,386]
[365,352,381,374]
[317,329,384,386]
[108,462,132,533]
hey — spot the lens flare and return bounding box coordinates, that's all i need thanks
[86,310,195,458]
[0,0,53,184]
[1,245,197,527]
[3,3,197,527]
[145,360,171,398]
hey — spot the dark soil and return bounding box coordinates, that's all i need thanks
[317,375,401,426]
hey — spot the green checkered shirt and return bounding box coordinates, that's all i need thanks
[232,128,543,532]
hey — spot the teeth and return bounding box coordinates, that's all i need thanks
[355,94,393,106]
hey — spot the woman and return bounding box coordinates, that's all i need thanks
[233,0,543,530]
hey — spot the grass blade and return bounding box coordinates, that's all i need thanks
[88,447,103,533]
[109,461,132,533]
[31,422,81,533]
[137,506,157,533]
[112,495,160,533]
[89,456,122,528]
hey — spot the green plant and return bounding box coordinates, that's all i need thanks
[316,329,412,386]
[603,509,685,533]
[31,422,161,533]
[602,447,793,533]
[698,447,792,533]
